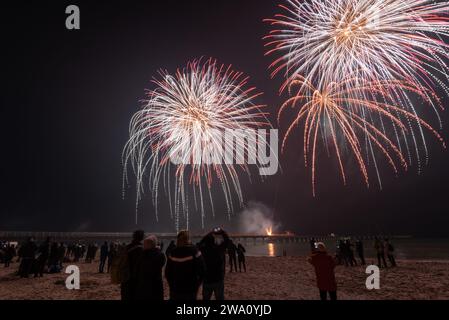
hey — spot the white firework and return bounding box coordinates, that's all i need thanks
[123,58,267,230]
[264,0,448,189]
[265,0,449,96]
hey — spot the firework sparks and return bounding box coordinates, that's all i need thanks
[264,0,448,192]
[123,58,268,230]
[265,0,449,98]
[280,75,445,195]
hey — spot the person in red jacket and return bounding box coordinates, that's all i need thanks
[307,242,337,301]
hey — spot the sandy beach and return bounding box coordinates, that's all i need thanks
[1,256,448,300]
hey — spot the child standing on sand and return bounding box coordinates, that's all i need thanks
[307,242,337,301]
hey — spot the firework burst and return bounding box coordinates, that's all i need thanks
[123,58,267,230]
[280,75,445,195]
[265,0,449,97]
[265,0,448,192]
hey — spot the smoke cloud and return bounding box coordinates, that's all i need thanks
[238,201,280,235]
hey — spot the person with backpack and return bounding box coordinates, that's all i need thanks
[165,230,205,300]
[199,228,230,300]
[113,230,144,300]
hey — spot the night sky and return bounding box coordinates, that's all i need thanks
[1,0,448,236]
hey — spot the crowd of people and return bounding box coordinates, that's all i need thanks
[374,237,397,268]
[0,241,17,267]
[307,237,396,269]
[1,229,247,301]
[1,233,398,301]
[112,228,247,301]
[307,237,397,301]
[0,237,123,277]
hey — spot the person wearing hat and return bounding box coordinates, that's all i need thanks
[307,242,337,301]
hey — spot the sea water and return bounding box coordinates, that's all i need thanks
[243,238,449,260]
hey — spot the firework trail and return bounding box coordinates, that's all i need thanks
[280,76,445,196]
[265,0,448,191]
[123,58,267,230]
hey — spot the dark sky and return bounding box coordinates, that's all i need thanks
[1,0,448,236]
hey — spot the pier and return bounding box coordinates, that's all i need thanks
[0,231,396,244]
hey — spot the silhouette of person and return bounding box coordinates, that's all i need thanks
[335,241,343,265]
[85,244,92,263]
[345,239,357,266]
[310,238,317,252]
[107,242,117,273]
[199,228,230,300]
[384,238,397,267]
[73,243,82,262]
[48,242,60,273]
[58,243,66,269]
[19,237,37,278]
[374,237,388,268]
[35,237,51,277]
[135,235,166,300]
[120,230,144,300]
[4,243,14,267]
[355,239,366,265]
[227,240,237,272]
[237,243,246,272]
[99,241,109,273]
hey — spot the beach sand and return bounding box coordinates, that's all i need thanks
[1,257,448,300]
